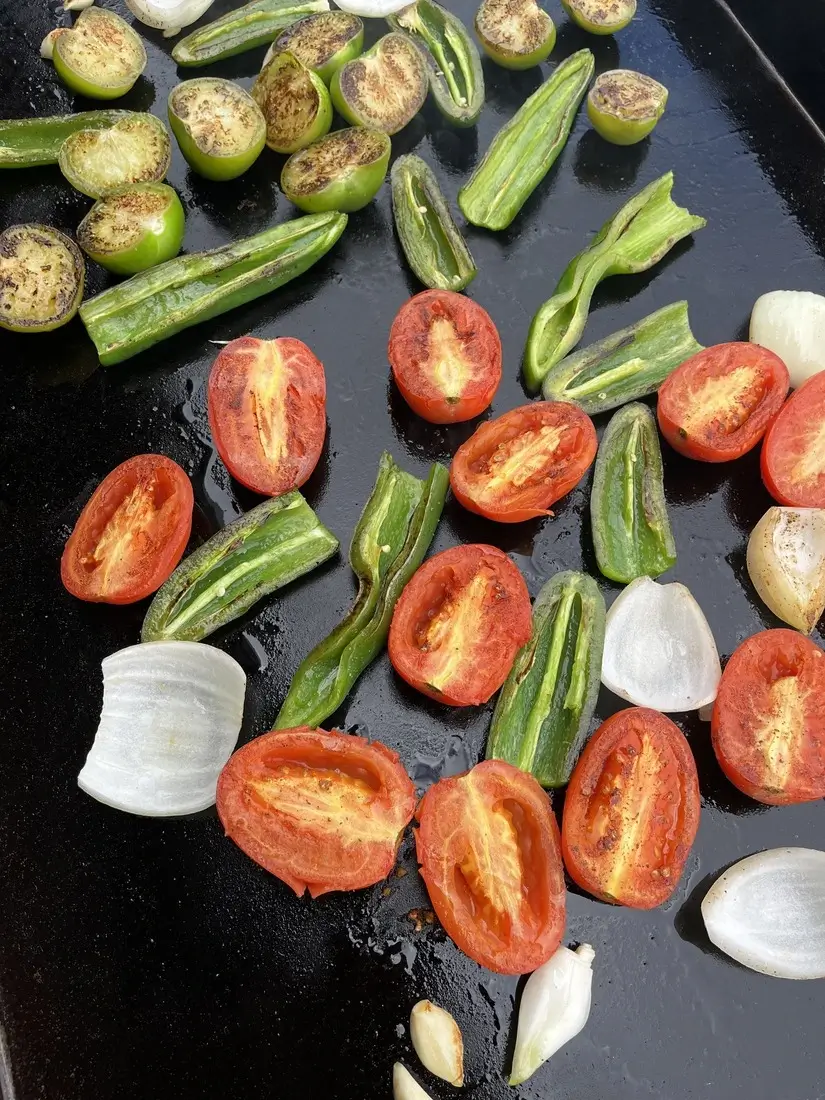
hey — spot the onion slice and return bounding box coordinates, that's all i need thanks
[701,848,825,979]
[78,641,246,816]
[750,290,825,389]
[747,506,825,634]
[601,576,721,711]
[333,0,411,15]
[124,0,216,36]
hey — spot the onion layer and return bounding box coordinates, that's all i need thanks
[747,506,825,633]
[750,290,825,389]
[125,0,215,36]
[333,0,410,14]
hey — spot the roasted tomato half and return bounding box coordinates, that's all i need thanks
[450,402,597,522]
[60,454,193,604]
[657,342,789,462]
[388,544,532,706]
[415,760,566,973]
[217,727,416,897]
[208,336,326,498]
[388,290,502,424]
[562,707,700,908]
[712,628,825,805]
[761,369,825,508]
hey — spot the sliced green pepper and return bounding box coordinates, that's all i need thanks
[391,154,476,292]
[142,493,338,643]
[0,111,136,169]
[172,0,331,66]
[590,402,676,583]
[274,453,448,730]
[541,301,703,414]
[487,570,605,788]
[458,48,594,231]
[388,0,484,127]
[79,211,347,365]
[524,172,707,390]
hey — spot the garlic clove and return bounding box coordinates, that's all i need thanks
[393,1063,433,1100]
[64,0,95,9]
[746,506,825,633]
[409,1000,464,1087]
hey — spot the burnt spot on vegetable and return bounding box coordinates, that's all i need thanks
[0,224,84,332]
[252,53,328,152]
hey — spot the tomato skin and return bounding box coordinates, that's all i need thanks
[216,727,416,897]
[60,454,193,605]
[761,370,825,508]
[388,290,502,424]
[388,544,532,706]
[415,760,566,974]
[657,342,789,462]
[562,707,700,909]
[712,629,825,805]
[208,336,326,498]
[450,402,597,523]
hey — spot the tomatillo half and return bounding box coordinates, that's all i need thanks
[560,0,636,34]
[58,114,172,199]
[588,69,668,144]
[268,12,364,85]
[77,183,186,275]
[475,0,556,69]
[52,8,147,100]
[168,78,266,181]
[0,224,84,333]
[251,51,332,155]
[281,127,390,213]
[331,33,427,135]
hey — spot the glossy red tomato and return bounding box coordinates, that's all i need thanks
[388,544,532,706]
[657,342,789,462]
[562,708,700,909]
[415,760,566,974]
[712,629,825,805]
[450,402,597,522]
[761,369,825,507]
[388,290,502,424]
[208,336,326,497]
[60,454,193,604]
[217,727,416,897]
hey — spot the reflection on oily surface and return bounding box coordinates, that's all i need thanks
[573,127,651,193]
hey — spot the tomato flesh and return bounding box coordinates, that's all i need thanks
[562,707,700,908]
[217,727,416,897]
[415,760,566,973]
[60,454,193,604]
[388,544,532,705]
[761,370,825,508]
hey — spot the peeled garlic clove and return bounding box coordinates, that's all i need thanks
[64,0,95,9]
[750,290,825,389]
[393,1063,433,1100]
[747,506,825,633]
[701,848,825,979]
[40,28,67,59]
[409,1000,464,1087]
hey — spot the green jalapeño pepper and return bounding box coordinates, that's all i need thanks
[524,172,707,390]
[487,570,605,788]
[0,110,136,169]
[590,402,676,584]
[458,48,594,231]
[172,0,331,66]
[79,211,347,364]
[274,453,448,730]
[142,493,338,643]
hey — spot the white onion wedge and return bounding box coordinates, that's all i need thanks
[78,642,245,817]
[333,0,410,15]
[750,290,825,388]
[747,506,825,633]
[601,577,720,711]
[125,0,215,36]
[393,1063,433,1100]
[701,848,825,979]
[40,29,67,58]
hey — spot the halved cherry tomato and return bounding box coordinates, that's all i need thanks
[761,370,825,507]
[388,290,502,424]
[657,342,789,462]
[450,402,597,523]
[415,759,566,974]
[711,629,825,805]
[562,707,700,909]
[216,727,416,897]
[388,544,532,706]
[208,336,326,498]
[60,454,193,605]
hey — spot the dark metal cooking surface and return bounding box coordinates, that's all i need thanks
[2,1,825,1097]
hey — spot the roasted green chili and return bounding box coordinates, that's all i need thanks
[0,110,136,168]
[171,0,330,66]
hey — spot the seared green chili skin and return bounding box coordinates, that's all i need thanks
[541,301,703,414]
[0,110,136,168]
[79,211,347,365]
[487,570,605,788]
[590,402,676,584]
[172,0,330,66]
[275,454,448,730]
[142,494,338,643]
[391,155,476,292]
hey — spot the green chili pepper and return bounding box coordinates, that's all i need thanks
[541,301,703,414]
[388,0,484,126]
[274,453,448,730]
[590,402,676,584]
[487,570,605,788]
[171,0,330,67]
[142,494,338,643]
[524,172,707,391]
[79,211,347,365]
[458,48,594,231]
[391,154,476,292]
[0,110,137,169]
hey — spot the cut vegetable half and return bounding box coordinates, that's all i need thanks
[58,114,171,199]
[475,0,556,70]
[169,78,266,182]
[125,0,216,36]
[281,127,390,213]
[747,506,825,633]
[331,33,428,135]
[77,183,185,275]
[268,11,364,84]
[0,224,84,333]
[252,51,332,155]
[52,7,146,100]
[587,69,668,145]
[561,0,635,34]
[750,290,825,389]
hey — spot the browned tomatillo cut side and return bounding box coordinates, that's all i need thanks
[252,51,332,155]
[0,224,85,333]
[475,0,556,69]
[267,11,364,84]
[331,33,428,135]
[281,127,390,213]
[169,78,266,181]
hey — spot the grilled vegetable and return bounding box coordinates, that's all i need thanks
[761,371,825,508]
[274,454,448,729]
[77,183,185,275]
[590,403,676,583]
[0,224,84,333]
[252,51,332,155]
[281,128,390,213]
[588,69,668,145]
[50,7,146,100]
[172,0,330,66]
[169,78,266,180]
[0,110,137,168]
[747,506,825,634]
[474,0,556,70]
[125,0,216,36]
[142,493,338,642]
[268,11,364,84]
[750,290,825,389]
[561,0,636,34]
[524,172,707,390]
[58,113,171,199]
[487,571,605,788]
[331,33,428,135]
[458,48,593,231]
[79,211,347,364]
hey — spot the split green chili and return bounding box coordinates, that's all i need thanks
[0,110,136,168]
[172,0,330,66]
